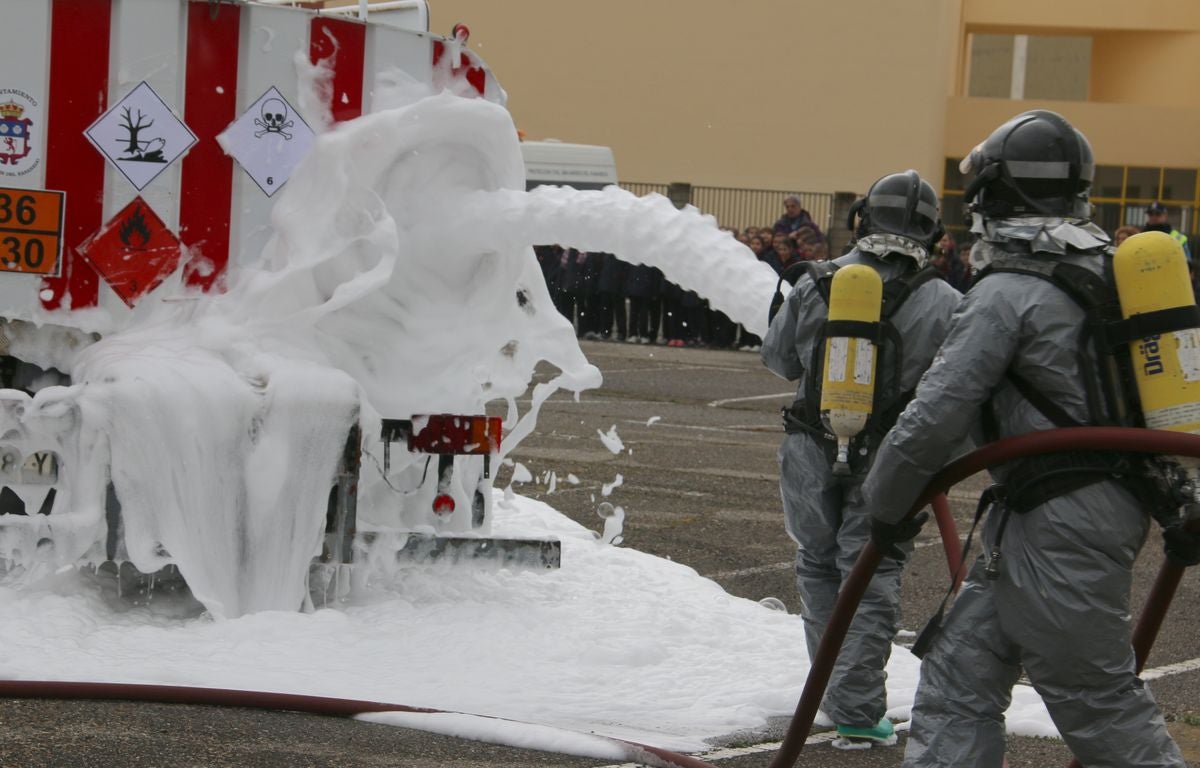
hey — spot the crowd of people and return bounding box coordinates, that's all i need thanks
[536,192,1193,352]
[533,246,752,349]
[533,195,835,349]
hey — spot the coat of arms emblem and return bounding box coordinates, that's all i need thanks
[0,100,32,166]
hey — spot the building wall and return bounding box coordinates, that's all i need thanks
[950,0,1200,237]
[428,0,959,196]
[961,0,1200,33]
[414,0,1200,224]
[1091,30,1200,106]
[945,97,1200,169]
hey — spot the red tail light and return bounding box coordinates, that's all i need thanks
[391,414,502,456]
[432,494,456,515]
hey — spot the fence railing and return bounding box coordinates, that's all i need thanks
[618,182,671,198]
[617,182,834,237]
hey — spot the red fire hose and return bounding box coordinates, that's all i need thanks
[769,427,1200,768]
[930,492,963,589]
[0,505,954,767]
[0,680,720,768]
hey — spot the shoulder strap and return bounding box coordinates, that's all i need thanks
[767,260,837,324]
[881,265,938,319]
[860,266,938,438]
[793,261,843,427]
[975,255,1120,434]
[976,256,1108,314]
[801,261,838,303]
[1005,369,1083,428]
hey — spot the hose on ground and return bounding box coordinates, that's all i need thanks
[0,679,721,768]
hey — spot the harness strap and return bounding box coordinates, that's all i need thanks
[1108,305,1200,347]
[799,262,936,462]
[881,266,938,319]
[977,254,1121,436]
[911,484,1001,659]
[972,254,1155,507]
[768,260,835,324]
[1006,368,1081,428]
[823,319,882,344]
[781,403,835,441]
[1003,451,1130,513]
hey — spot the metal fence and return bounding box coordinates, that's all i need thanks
[618,182,671,198]
[617,182,834,236]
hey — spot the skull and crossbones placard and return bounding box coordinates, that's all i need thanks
[254,98,294,139]
[218,86,315,197]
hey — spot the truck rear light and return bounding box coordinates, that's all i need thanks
[381,414,502,477]
[381,415,502,456]
[432,494,456,515]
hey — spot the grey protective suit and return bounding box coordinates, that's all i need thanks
[761,247,960,729]
[863,229,1186,766]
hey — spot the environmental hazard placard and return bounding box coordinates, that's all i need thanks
[0,186,64,276]
[84,81,197,191]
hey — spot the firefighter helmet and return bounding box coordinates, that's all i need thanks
[846,169,942,247]
[960,109,1094,219]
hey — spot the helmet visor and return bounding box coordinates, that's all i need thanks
[959,144,984,176]
[867,193,939,241]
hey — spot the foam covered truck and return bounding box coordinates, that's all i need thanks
[0,0,562,616]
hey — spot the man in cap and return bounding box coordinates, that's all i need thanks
[1144,202,1188,252]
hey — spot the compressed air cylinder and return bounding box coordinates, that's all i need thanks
[1114,231,1200,460]
[820,264,883,475]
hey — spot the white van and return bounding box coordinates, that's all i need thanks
[520,140,618,191]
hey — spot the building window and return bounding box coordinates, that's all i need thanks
[966,34,1091,101]
[1093,165,1124,199]
[1162,168,1197,202]
[1124,167,1159,201]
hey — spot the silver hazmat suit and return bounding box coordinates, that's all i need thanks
[761,247,960,729]
[863,228,1186,767]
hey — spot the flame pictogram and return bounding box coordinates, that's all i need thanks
[79,195,183,307]
[118,205,152,249]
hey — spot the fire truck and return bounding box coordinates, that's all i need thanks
[0,0,557,610]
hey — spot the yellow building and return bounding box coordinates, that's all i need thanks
[411,1,1200,239]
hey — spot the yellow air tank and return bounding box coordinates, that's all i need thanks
[820,264,883,475]
[1114,231,1200,460]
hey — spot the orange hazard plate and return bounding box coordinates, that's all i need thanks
[0,187,65,276]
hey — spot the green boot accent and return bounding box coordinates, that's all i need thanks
[832,718,897,750]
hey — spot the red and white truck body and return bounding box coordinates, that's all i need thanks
[1,0,501,320]
[0,1,554,606]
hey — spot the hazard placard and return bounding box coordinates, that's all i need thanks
[84,81,197,191]
[0,186,64,276]
[77,196,183,307]
[219,86,315,197]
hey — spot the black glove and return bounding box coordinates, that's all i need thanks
[871,511,929,561]
[1162,524,1200,568]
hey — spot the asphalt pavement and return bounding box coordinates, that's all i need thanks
[2,339,1197,767]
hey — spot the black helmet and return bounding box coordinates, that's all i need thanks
[846,169,942,247]
[960,109,1093,219]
